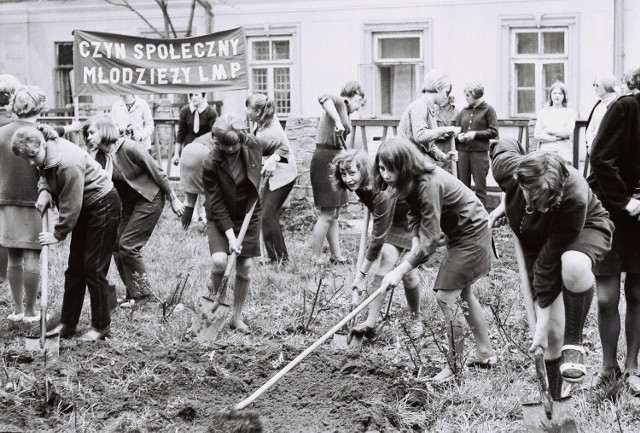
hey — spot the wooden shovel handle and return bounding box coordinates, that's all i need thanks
[215,179,266,297]
[234,281,391,410]
[40,212,49,348]
[511,231,537,334]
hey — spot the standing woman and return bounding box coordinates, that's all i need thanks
[588,67,640,394]
[172,92,218,225]
[490,138,612,400]
[89,115,184,308]
[332,150,422,336]
[202,114,289,333]
[310,81,365,264]
[11,125,121,341]
[398,69,458,166]
[0,74,21,290]
[375,138,497,381]
[246,93,298,263]
[0,86,47,322]
[455,81,499,207]
[534,81,577,164]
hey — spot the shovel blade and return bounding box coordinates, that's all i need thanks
[331,332,350,350]
[190,294,230,342]
[24,334,60,361]
[522,399,577,433]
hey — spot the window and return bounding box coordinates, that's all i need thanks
[374,33,422,116]
[510,28,568,116]
[362,23,430,118]
[54,42,73,109]
[247,37,292,115]
[54,42,92,110]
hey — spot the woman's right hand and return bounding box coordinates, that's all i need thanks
[625,197,640,219]
[488,201,507,228]
[36,191,52,214]
[447,150,458,162]
[334,124,345,135]
[227,235,241,255]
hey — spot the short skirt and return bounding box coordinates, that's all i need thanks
[594,212,638,275]
[0,205,42,250]
[310,145,348,208]
[385,222,413,252]
[180,142,211,195]
[433,225,492,292]
[207,208,261,258]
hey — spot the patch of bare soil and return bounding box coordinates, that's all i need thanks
[0,330,416,432]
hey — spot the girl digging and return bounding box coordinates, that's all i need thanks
[310,81,365,265]
[490,138,613,399]
[375,137,497,382]
[331,149,422,337]
[11,125,121,341]
[246,93,298,263]
[202,114,289,333]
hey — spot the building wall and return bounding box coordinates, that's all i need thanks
[1,0,636,120]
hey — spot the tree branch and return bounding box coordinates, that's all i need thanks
[104,0,164,38]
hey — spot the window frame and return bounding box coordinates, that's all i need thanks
[498,14,578,119]
[244,24,300,118]
[362,21,432,118]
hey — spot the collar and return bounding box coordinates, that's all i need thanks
[189,100,208,114]
[42,139,61,170]
[468,100,486,109]
[601,93,617,107]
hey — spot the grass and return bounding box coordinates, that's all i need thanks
[1,196,640,432]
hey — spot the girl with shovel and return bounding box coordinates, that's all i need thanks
[375,137,497,382]
[489,138,613,399]
[11,125,121,341]
[90,115,184,308]
[331,149,422,338]
[202,114,289,333]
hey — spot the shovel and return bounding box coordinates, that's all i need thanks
[190,188,262,342]
[332,210,370,350]
[25,212,59,360]
[513,233,577,432]
[234,280,392,411]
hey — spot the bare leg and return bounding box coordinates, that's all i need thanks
[595,274,621,374]
[230,257,253,332]
[22,249,40,318]
[460,285,495,358]
[326,207,345,261]
[433,288,465,380]
[7,248,25,316]
[312,207,342,260]
[624,273,640,372]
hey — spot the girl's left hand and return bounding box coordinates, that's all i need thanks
[39,232,59,246]
[447,150,458,162]
[170,197,185,217]
[261,156,277,178]
[381,268,403,290]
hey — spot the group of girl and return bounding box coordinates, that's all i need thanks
[2,67,639,396]
[326,68,636,394]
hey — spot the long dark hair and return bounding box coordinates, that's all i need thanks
[374,137,434,198]
[516,151,569,212]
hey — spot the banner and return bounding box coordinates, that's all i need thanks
[73,28,248,95]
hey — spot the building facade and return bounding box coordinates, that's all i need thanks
[1,0,637,121]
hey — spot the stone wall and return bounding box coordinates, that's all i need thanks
[285,116,320,202]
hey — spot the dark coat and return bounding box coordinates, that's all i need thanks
[588,93,640,214]
[202,135,289,233]
[176,104,218,148]
[492,138,613,307]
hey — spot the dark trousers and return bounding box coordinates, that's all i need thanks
[114,190,164,299]
[61,189,121,329]
[457,150,489,207]
[262,180,294,262]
